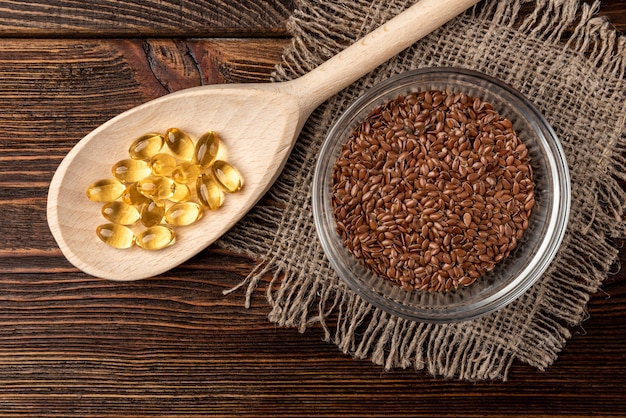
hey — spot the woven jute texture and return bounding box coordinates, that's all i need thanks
[219,0,626,380]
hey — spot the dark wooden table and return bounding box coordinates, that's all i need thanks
[1,1,625,416]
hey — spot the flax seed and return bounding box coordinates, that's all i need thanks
[331,89,535,292]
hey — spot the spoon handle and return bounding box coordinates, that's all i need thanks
[291,0,480,112]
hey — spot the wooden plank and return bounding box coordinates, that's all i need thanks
[0,0,295,37]
[0,267,623,416]
[0,37,287,139]
[0,0,621,38]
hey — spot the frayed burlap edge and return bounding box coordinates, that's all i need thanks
[218,0,626,381]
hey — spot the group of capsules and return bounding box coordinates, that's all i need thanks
[85,128,244,250]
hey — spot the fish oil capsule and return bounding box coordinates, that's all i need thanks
[112,159,152,183]
[196,173,224,210]
[149,153,177,176]
[165,128,194,160]
[136,225,176,250]
[171,161,201,184]
[101,201,141,225]
[193,131,220,169]
[212,160,244,192]
[96,223,135,249]
[140,200,165,227]
[121,183,151,206]
[169,183,191,202]
[137,175,177,200]
[165,202,203,226]
[86,179,126,202]
[128,133,165,160]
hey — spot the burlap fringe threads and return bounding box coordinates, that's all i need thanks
[220,0,626,381]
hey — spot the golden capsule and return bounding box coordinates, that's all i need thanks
[137,175,177,200]
[136,225,176,250]
[140,200,165,227]
[128,132,165,160]
[169,183,191,202]
[96,223,135,249]
[196,173,225,210]
[86,178,126,202]
[193,131,220,169]
[121,183,151,206]
[101,201,141,225]
[171,161,201,184]
[165,202,203,226]
[149,152,178,176]
[212,160,244,192]
[165,128,194,160]
[112,159,152,183]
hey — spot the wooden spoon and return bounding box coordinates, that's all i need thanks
[47,0,479,280]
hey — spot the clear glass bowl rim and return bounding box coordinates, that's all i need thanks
[312,67,571,323]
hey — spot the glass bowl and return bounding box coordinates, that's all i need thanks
[312,67,571,323]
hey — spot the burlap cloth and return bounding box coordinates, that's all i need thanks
[219,0,626,380]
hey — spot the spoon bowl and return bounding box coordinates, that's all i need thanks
[47,83,305,280]
[47,0,480,280]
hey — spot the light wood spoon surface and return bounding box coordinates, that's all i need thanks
[47,0,479,280]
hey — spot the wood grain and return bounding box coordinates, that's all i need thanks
[601,0,626,32]
[0,0,296,37]
[0,261,624,417]
[0,0,625,416]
